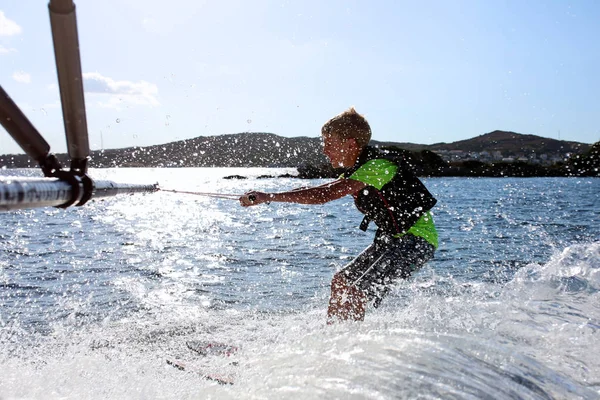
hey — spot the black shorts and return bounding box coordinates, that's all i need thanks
[341,233,435,306]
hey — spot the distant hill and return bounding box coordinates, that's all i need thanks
[94,132,329,167]
[369,130,591,155]
[0,130,592,169]
[426,130,589,155]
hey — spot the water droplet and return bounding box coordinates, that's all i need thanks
[247,119,252,124]
[116,118,121,123]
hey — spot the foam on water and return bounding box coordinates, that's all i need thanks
[1,242,598,399]
[1,171,599,398]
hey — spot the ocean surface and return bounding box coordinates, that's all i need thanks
[1,168,599,399]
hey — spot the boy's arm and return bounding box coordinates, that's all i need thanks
[239,178,366,207]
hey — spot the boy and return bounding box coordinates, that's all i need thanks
[239,107,438,323]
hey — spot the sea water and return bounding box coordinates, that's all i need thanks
[0,168,599,399]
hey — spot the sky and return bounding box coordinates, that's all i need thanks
[1,0,599,155]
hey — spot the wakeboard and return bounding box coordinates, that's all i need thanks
[186,340,239,357]
[167,340,239,384]
[166,358,234,385]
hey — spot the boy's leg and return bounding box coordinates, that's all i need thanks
[326,241,380,324]
[327,235,435,323]
[327,273,367,324]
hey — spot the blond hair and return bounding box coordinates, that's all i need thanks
[321,107,371,148]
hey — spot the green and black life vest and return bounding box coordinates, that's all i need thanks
[343,146,438,243]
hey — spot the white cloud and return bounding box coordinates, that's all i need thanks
[12,70,31,83]
[0,44,16,55]
[0,11,22,36]
[83,72,160,109]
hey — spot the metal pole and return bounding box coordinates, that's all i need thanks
[0,177,158,211]
[93,180,160,198]
[0,86,52,163]
[0,2,162,212]
[48,0,90,174]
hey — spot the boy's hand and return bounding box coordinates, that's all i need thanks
[239,191,270,207]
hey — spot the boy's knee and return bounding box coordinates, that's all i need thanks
[331,272,349,291]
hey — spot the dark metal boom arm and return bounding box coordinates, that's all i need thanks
[0,0,160,212]
[48,0,90,175]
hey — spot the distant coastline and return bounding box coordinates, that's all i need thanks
[1,130,598,178]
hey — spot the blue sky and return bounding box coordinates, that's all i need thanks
[1,0,599,155]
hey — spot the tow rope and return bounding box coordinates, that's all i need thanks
[159,188,242,200]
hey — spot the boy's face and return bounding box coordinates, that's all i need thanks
[322,133,357,168]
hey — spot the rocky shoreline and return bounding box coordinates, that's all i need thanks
[2,132,598,178]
